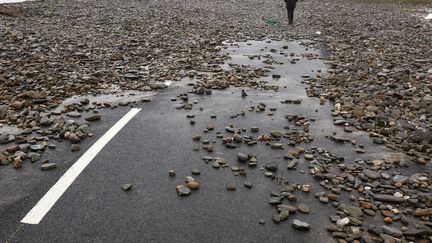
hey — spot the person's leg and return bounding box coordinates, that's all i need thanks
[288,9,294,25]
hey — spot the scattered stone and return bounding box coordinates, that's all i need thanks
[237,153,249,162]
[244,182,253,188]
[41,162,58,171]
[85,115,101,122]
[121,184,132,191]
[297,203,310,214]
[168,170,176,177]
[186,181,199,190]
[226,183,236,191]
[176,185,191,196]
[292,219,310,230]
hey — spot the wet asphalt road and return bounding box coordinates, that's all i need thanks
[0,40,409,242]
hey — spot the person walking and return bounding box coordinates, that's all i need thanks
[284,0,297,25]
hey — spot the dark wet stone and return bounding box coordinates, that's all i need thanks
[287,159,298,169]
[40,117,54,126]
[373,194,405,203]
[381,226,402,238]
[237,153,249,162]
[265,162,278,172]
[269,197,282,205]
[362,169,380,180]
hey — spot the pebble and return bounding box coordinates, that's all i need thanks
[191,169,201,175]
[292,219,310,230]
[297,203,310,214]
[244,182,253,188]
[186,181,199,190]
[237,153,249,162]
[121,184,132,191]
[226,183,236,191]
[40,162,57,170]
[71,144,81,152]
[168,170,176,177]
[177,185,191,196]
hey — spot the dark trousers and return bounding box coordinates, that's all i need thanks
[287,9,294,24]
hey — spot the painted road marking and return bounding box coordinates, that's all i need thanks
[21,108,141,225]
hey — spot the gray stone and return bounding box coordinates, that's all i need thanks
[191,169,201,175]
[292,219,310,230]
[244,182,253,188]
[40,117,53,126]
[381,226,402,238]
[30,144,45,151]
[362,169,380,180]
[373,194,405,203]
[269,197,282,205]
[40,163,57,170]
[265,162,278,172]
[66,111,81,118]
[237,153,249,162]
[287,159,298,169]
[297,203,310,213]
[121,184,133,191]
[177,186,191,196]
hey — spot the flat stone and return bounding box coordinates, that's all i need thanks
[270,131,282,138]
[244,182,253,188]
[85,115,101,122]
[40,117,54,126]
[381,226,402,238]
[177,185,191,196]
[269,197,282,205]
[345,206,363,218]
[278,204,297,213]
[121,184,132,191]
[66,111,81,118]
[30,144,45,151]
[373,194,405,203]
[191,169,201,175]
[414,208,432,217]
[40,162,57,170]
[363,169,380,180]
[297,203,310,214]
[271,143,283,149]
[292,219,310,230]
[287,159,298,169]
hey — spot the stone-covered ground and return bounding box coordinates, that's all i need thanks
[0,0,431,242]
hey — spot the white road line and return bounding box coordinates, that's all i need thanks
[21,108,141,225]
